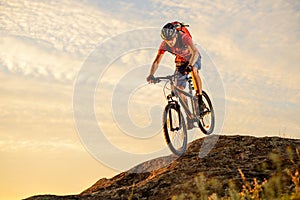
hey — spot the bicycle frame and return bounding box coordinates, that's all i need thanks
[154,71,215,152]
[155,71,215,155]
[154,71,198,120]
[168,78,197,119]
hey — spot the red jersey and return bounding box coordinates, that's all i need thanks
[158,32,193,63]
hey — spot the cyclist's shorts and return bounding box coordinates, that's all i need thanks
[176,53,201,88]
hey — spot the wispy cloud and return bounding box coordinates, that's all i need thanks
[0,35,81,81]
[0,0,135,81]
[1,0,299,138]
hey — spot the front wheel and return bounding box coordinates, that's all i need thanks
[163,103,187,156]
[197,91,215,135]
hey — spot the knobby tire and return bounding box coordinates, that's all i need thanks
[198,91,215,135]
[163,103,187,156]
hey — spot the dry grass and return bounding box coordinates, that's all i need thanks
[171,147,300,200]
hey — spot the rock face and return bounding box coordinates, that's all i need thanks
[25,135,300,200]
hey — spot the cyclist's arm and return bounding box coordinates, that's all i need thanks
[187,43,199,67]
[147,53,164,82]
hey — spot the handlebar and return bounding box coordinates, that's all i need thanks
[148,64,194,84]
[149,73,178,84]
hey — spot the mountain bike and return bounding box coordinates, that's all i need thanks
[151,71,215,156]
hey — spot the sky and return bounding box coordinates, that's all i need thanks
[0,0,299,199]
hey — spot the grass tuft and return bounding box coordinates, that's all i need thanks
[172,147,300,200]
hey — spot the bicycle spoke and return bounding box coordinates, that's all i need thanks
[163,104,187,155]
[169,110,182,149]
[171,131,183,149]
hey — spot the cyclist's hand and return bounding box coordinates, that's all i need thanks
[146,74,155,83]
[185,65,193,74]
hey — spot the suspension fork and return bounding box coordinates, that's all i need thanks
[187,77,197,115]
[168,101,182,131]
[189,71,203,115]
[189,71,200,95]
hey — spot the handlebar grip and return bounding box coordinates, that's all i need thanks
[148,75,160,83]
[152,77,160,83]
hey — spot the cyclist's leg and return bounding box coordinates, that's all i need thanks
[193,53,202,96]
[192,68,202,95]
[193,53,206,113]
[175,73,188,107]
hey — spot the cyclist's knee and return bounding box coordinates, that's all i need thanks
[192,66,199,75]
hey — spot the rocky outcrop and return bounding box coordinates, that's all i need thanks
[25,135,300,200]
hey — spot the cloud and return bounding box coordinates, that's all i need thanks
[146,0,299,73]
[1,0,299,137]
[2,0,297,83]
[0,0,136,81]
[0,35,82,81]
[87,0,300,137]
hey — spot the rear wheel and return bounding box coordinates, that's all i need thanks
[197,91,215,135]
[163,103,187,156]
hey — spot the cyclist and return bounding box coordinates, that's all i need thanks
[147,22,204,130]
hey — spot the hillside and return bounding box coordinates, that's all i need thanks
[25,135,300,200]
